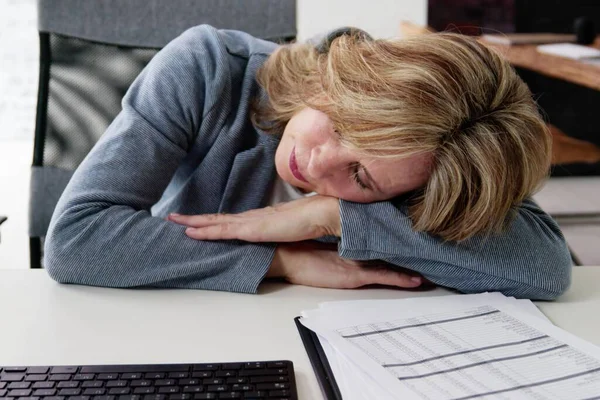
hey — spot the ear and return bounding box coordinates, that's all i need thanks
[315,27,374,54]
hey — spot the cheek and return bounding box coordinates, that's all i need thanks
[274,138,292,181]
[318,179,376,203]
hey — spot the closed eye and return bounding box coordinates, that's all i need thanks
[350,162,369,190]
[337,129,377,192]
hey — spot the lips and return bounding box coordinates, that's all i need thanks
[289,146,309,183]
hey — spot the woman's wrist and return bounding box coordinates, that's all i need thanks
[328,198,342,237]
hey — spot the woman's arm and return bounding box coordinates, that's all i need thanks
[173,195,571,299]
[337,198,572,300]
[45,26,276,293]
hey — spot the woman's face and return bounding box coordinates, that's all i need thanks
[275,108,433,203]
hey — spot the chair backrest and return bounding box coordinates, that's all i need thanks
[29,0,297,268]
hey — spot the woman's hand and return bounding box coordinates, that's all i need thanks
[268,242,424,289]
[168,196,341,242]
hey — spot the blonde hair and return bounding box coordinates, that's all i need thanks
[253,32,551,242]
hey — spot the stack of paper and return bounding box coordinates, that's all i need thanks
[537,43,600,60]
[300,293,600,399]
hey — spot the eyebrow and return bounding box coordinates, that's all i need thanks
[360,164,382,193]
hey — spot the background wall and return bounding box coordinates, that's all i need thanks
[297,0,427,40]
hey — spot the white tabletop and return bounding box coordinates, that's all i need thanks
[1,268,599,399]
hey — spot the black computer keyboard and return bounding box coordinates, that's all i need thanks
[0,361,297,400]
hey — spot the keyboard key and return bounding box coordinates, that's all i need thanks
[219,393,241,399]
[57,381,80,388]
[51,366,78,374]
[182,386,204,393]
[32,381,55,389]
[0,389,5,397]
[256,384,288,390]
[268,390,290,397]
[118,396,143,400]
[25,374,47,381]
[180,379,200,386]
[58,387,81,395]
[244,363,264,370]
[108,387,131,395]
[207,385,228,392]
[249,377,287,384]
[146,373,166,380]
[83,387,106,395]
[266,362,287,369]
[168,372,188,379]
[98,373,120,380]
[73,374,95,380]
[192,372,212,379]
[203,379,223,385]
[27,367,50,374]
[193,394,217,399]
[106,380,128,387]
[239,370,286,377]
[3,367,27,372]
[215,371,236,378]
[0,381,6,388]
[193,365,219,371]
[0,373,25,381]
[33,388,57,396]
[144,394,167,400]
[169,395,192,400]
[243,391,267,398]
[134,387,156,394]
[158,386,180,394]
[122,373,144,380]
[230,385,253,391]
[8,388,32,396]
[81,381,104,388]
[8,381,31,389]
[131,380,153,387]
[224,364,242,370]
[155,379,177,386]
[49,374,72,381]
[226,378,247,385]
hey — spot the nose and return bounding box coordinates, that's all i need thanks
[307,139,348,180]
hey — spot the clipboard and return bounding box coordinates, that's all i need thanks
[294,316,343,400]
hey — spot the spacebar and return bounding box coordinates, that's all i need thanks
[80,364,191,373]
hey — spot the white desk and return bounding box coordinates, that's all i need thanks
[1,268,599,399]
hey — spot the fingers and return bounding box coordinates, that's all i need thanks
[358,267,423,288]
[167,208,280,228]
[184,223,238,241]
[168,212,243,228]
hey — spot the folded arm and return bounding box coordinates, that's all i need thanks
[173,195,572,299]
[45,26,275,292]
[338,198,572,300]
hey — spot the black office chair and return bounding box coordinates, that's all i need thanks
[29,0,297,269]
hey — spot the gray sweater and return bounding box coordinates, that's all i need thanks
[45,25,572,300]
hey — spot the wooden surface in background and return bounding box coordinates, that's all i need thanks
[481,38,600,92]
[399,22,600,169]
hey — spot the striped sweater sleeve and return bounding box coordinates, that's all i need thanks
[44,26,275,293]
[338,198,572,300]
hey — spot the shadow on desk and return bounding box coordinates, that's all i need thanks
[258,280,440,295]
